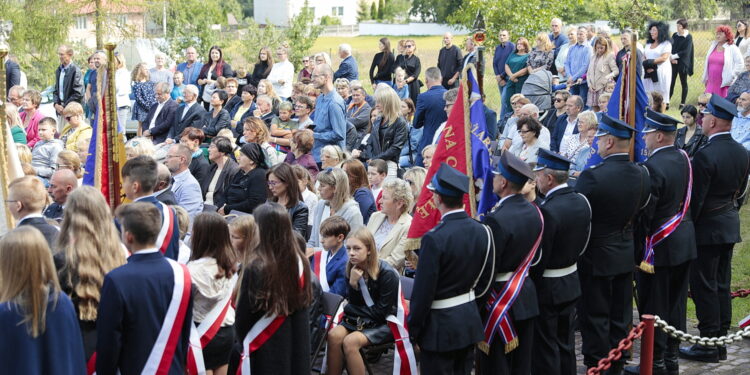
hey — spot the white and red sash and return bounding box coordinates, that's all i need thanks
[740,313,750,329]
[88,259,192,375]
[359,274,418,375]
[312,250,330,292]
[236,258,305,375]
[480,205,544,354]
[640,150,692,274]
[156,203,177,255]
[187,273,240,375]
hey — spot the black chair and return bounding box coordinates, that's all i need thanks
[360,275,417,375]
[311,292,345,373]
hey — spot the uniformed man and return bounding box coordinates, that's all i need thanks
[477,152,543,375]
[679,95,750,363]
[624,110,696,375]
[575,114,650,375]
[530,149,592,375]
[409,163,495,375]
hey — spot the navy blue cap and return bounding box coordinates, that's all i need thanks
[701,95,737,121]
[595,114,637,139]
[533,149,572,172]
[427,163,470,198]
[643,108,681,133]
[493,152,534,185]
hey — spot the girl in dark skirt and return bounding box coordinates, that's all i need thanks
[187,212,239,373]
[326,227,400,375]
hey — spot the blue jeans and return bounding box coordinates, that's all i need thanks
[570,81,589,108]
[498,84,510,120]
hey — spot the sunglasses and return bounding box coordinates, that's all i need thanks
[554,98,565,102]
[65,116,74,121]
[697,102,707,106]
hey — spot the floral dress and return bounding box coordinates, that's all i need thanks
[131,81,157,122]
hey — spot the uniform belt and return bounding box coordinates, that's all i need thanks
[430,291,476,309]
[495,272,513,282]
[542,263,577,278]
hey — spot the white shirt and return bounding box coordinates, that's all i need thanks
[149,100,167,130]
[267,60,295,98]
[564,117,578,136]
[545,183,568,198]
[182,101,196,120]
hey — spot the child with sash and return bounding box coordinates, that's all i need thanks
[311,216,350,298]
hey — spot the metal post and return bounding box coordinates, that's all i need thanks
[639,314,655,375]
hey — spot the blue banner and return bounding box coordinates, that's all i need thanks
[467,70,497,220]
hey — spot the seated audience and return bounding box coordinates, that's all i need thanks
[310,216,350,297]
[365,178,413,271]
[267,163,309,238]
[342,159,377,224]
[284,129,319,179]
[201,136,240,207]
[218,143,268,215]
[308,168,364,251]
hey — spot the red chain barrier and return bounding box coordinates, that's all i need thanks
[586,321,646,375]
[687,289,750,299]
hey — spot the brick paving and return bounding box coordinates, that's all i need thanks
[316,313,750,374]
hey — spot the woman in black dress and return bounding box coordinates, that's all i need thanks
[249,47,273,88]
[325,227,400,375]
[369,37,395,89]
[670,18,694,108]
[395,39,422,105]
[197,46,234,109]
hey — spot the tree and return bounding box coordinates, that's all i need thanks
[370,2,377,20]
[378,0,385,20]
[382,0,411,21]
[660,0,718,19]
[357,0,370,21]
[411,0,464,23]
[237,0,254,18]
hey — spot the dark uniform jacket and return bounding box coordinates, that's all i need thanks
[169,102,206,141]
[18,216,59,251]
[409,210,495,352]
[690,133,750,246]
[637,146,697,266]
[54,62,84,107]
[575,153,650,276]
[483,194,543,321]
[531,185,591,306]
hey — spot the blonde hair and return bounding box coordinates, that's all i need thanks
[577,110,599,131]
[171,205,190,240]
[402,166,426,210]
[244,117,270,143]
[535,32,554,52]
[0,226,61,337]
[63,102,85,117]
[5,103,22,127]
[374,88,402,125]
[125,137,155,158]
[316,167,351,212]
[57,150,83,178]
[15,143,31,163]
[9,176,48,212]
[57,186,126,321]
[131,62,150,82]
[259,79,280,101]
[228,215,259,266]
[321,145,346,165]
[382,178,413,214]
[345,227,380,280]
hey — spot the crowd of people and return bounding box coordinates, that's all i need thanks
[1,15,750,375]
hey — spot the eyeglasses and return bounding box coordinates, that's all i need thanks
[405,45,414,48]
[519,129,532,134]
[405,179,414,185]
[302,59,309,63]
[697,102,707,107]
[4,199,18,203]
[267,180,281,186]
[166,154,181,159]
[554,99,565,102]
[65,116,74,121]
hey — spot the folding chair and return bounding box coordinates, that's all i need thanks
[361,275,417,375]
[311,292,345,373]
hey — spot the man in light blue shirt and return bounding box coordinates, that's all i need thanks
[311,64,347,164]
[165,144,204,219]
[731,92,750,150]
[565,27,592,106]
[176,46,203,86]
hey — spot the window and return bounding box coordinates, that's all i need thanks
[75,16,87,30]
[331,6,343,16]
[115,14,127,26]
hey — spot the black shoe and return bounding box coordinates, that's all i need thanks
[623,360,668,375]
[718,345,727,360]
[665,341,679,375]
[679,344,720,363]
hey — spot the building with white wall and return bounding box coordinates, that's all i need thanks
[254,0,359,26]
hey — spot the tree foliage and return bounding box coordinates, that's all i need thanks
[411,0,464,23]
[357,0,370,22]
[1,0,74,88]
[378,0,385,20]
[370,2,378,21]
[382,0,411,22]
[147,0,231,61]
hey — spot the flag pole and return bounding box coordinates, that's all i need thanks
[628,32,638,161]
[0,46,13,230]
[104,42,122,208]
[462,63,477,218]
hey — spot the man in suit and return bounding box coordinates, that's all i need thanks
[5,56,20,97]
[44,169,78,221]
[168,84,205,142]
[8,176,59,249]
[409,163,495,375]
[623,111,697,375]
[142,82,179,144]
[97,202,193,375]
[531,149,591,375]
[575,114,651,375]
[121,156,181,260]
[680,96,750,363]
[154,163,178,206]
[478,152,543,375]
[333,43,358,81]
[550,95,583,152]
[413,67,448,166]
[53,45,84,115]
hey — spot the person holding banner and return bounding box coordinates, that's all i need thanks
[680,95,750,363]
[408,163,495,375]
[187,212,239,374]
[574,114,650,374]
[530,149,591,375]
[97,202,194,375]
[326,227,401,375]
[231,202,312,375]
[478,152,543,375]
[625,110,696,375]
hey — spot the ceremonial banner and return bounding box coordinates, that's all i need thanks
[0,118,23,234]
[467,70,497,220]
[404,80,472,249]
[584,49,649,167]
[83,45,126,208]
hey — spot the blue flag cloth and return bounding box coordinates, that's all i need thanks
[584,54,649,168]
[467,70,496,220]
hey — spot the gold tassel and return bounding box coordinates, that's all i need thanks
[639,261,655,274]
[504,337,519,353]
[477,341,490,355]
